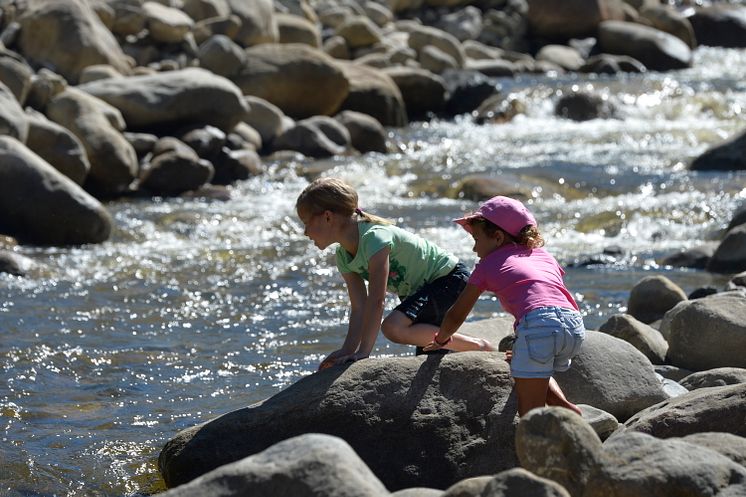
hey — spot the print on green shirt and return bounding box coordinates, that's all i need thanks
[335,222,457,297]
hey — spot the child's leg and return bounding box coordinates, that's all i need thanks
[546,377,582,416]
[513,377,550,416]
[381,311,493,351]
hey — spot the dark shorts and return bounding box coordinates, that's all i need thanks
[394,262,470,354]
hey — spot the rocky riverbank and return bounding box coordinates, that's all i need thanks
[158,278,746,496]
[1,0,746,247]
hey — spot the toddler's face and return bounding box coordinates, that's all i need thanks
[470,223,502,258]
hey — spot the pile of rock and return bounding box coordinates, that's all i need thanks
[1,0,745,246]
[156,304,746,496]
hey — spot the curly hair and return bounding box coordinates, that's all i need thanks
[467,217,544,249]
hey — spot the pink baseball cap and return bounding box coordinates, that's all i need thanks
[454,196,536,237]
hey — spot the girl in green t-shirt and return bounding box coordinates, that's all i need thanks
[296,177,493,370]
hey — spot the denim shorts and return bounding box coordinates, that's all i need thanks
[511,306,585,379]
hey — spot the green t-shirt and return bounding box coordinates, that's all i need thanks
[335,222,458,297]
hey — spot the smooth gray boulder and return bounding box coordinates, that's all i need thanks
[481,468,570,497]
[79,68,248,133]
[16,0,131,83]
[679,367,746,390]
[390,488,441,497]
[554,331,669,422]
[0,136,111,245]
[0,80,28,142]
[578,404,619,441]
[680,432,746,468]
[233,43,349,119]
[516,407,602,497]
[226,0,278,46]
[46,87,137,196]
[660,292,746,370]
[272,121,346,158]
[159,352,520,491]
[0,54,33,105]
[440,476,492,497]
[0,250,35,276]
[598,314,668,364]
[25,109,90,185]
[337,61,408,127]
[159,433,389,497]
[708,224,746,274]
[691,129,746,172]
[584,432,746,497]
[688,5,746,48]
[624,383,746,438]
[627,275,687,325]
[334,110,388,154]
[383,67,446,120]
[526,0,625,40]
[598,21,692,71]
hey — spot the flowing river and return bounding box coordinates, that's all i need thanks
[2,47,746,496]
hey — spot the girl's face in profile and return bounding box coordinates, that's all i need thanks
[298,207,334,250]
[470,223,502,259]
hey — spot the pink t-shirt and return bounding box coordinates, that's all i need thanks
[469,244,578,323]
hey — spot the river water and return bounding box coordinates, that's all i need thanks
[2,47,746,496]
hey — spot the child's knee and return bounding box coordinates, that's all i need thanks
[381,320,407,343]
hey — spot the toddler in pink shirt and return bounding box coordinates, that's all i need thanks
[424,196,585,417]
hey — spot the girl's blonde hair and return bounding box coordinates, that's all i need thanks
[468,217,544,249]
[296,177,393,225]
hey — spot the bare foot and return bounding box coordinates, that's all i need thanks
[479,338,495,351]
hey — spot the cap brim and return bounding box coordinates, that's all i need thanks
[453,216,477,234]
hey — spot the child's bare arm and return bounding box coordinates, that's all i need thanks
[354,247,390,359]
[319,272,367,370]
[424,283,482,351]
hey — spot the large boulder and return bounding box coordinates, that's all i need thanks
[383,67,446,120]
[679,367,746,390]
[25,109,90,185]
[554,331,669,422]
[79,68,248,133]
[142,2,194,44]
[225,0,278,46]
[0,54,34,105]
[408,25,466,68]
[597,21,692,71]
[46,88,138,196]
[276,13,321,47]
[0,136,111,245]
[690,128,746,172]
[139,140,214,196]
[336,60,407,127]
[16,0,130,83]
[687,6,746,48]
[159,352,521,491]
[708,225,746,273]
[660,292,746,370]
[639,5,696,49]
[159,434,389,497]
[516,408,603,497]
[627,275,687,324]
[679,432,746,468]
[232,44,349,119]
[598,314,668,364]
[526,0,626,40]
[0,80,28,142]
[335,110,388,154]
[624,382,746,438]
[584,432,746,497]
